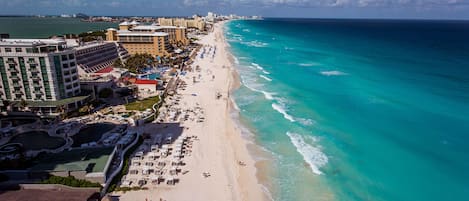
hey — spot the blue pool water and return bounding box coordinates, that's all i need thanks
[225,19,469,201]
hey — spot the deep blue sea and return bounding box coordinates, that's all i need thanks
[225,19,469,201]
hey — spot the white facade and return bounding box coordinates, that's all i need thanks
[0,39,80,102]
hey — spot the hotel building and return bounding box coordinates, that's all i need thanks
[158,17,206,31]
[0,38,87,115]
[73,41,120,74]
[106,21,172,57]
[131,25,189,46]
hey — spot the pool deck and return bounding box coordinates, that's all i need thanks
[31,147,115,173]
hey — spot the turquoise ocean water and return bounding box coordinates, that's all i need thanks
[225,19,469,201]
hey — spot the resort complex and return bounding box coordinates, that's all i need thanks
[106,20,193,57]
[0,12,266,201]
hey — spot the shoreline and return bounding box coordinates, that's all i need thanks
[114,21,268,201]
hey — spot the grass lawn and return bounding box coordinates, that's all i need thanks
[125,96,160,111]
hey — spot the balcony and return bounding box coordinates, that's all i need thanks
[8,68,19,73]
[33,90,43,95]
[12,83,22,88]
[31,76,42,81]
[11,76,20,81]
[6,60,17,65]
[13,90,23,95]
[29,68,40,73]
[27,60,38,65]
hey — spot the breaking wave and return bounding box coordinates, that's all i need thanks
[286,132,328,175]
[260,75,272,82]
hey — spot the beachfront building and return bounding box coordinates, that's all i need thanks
[158,17,206,31]
[0,38,87,115]
[134,79,158,95]
[72,41,120,74]
[131,24,189,46]
[106,21,172,58]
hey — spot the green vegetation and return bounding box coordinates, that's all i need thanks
[124,53,155,73]
[99,88,113,98]
[42,175,102,189]
[78,30,106,42]
[107,136,143,192]
[78,104,94,115]
[112,59,124,68]
[125,96,160,111]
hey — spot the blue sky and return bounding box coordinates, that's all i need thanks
[1,0,469,19]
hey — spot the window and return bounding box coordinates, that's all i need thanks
[5,48,12,53]
[70,62,75,67]
[62,63,69,69]
[15,48,22,52]
[26,48,39,53]
[61,55,68,61]
[69,54,75,59]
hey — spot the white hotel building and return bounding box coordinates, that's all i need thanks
[0,38,88,115]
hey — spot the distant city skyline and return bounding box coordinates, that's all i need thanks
[1,0,469,20]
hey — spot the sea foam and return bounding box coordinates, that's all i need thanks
[299,63,318,67]
[242,80,275,100]
[286,132,328,175]
[251,63,271,74]
[272,103,295,122]
[260,75,272,82]
[242,40,269,48]
[320,70,347,76]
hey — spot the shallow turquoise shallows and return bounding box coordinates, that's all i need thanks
[225,19,469,201]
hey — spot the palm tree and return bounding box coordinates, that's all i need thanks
[57,105,66,120]
[19,99,28,111]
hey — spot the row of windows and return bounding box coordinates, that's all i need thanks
[61,54,75,61]
[1,47,24,53]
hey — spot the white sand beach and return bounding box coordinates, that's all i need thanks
[113,21,268,201]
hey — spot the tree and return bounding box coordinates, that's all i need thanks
[124,53,155,73]
[79,105,93,115]
[113,59,124,68]
[19,99,28,111]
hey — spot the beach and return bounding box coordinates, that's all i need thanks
[114,21,267,201]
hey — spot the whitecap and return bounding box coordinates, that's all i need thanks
[286,132,328,175]
[320,70,347,76]
[233,56,239,64]
[297,118,316,126]
[298,63,317,67]
[242,81,275,100]
[242,28,251,32]
[271,103,295,122]
[242,40,269,48]
[259,75,272,82]
[251,63,271,74]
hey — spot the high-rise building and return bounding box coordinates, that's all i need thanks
[131,24,189,46]
[158,17,206,31]
[0,38,87,115]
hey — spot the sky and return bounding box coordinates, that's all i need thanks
[1,0,469,19]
